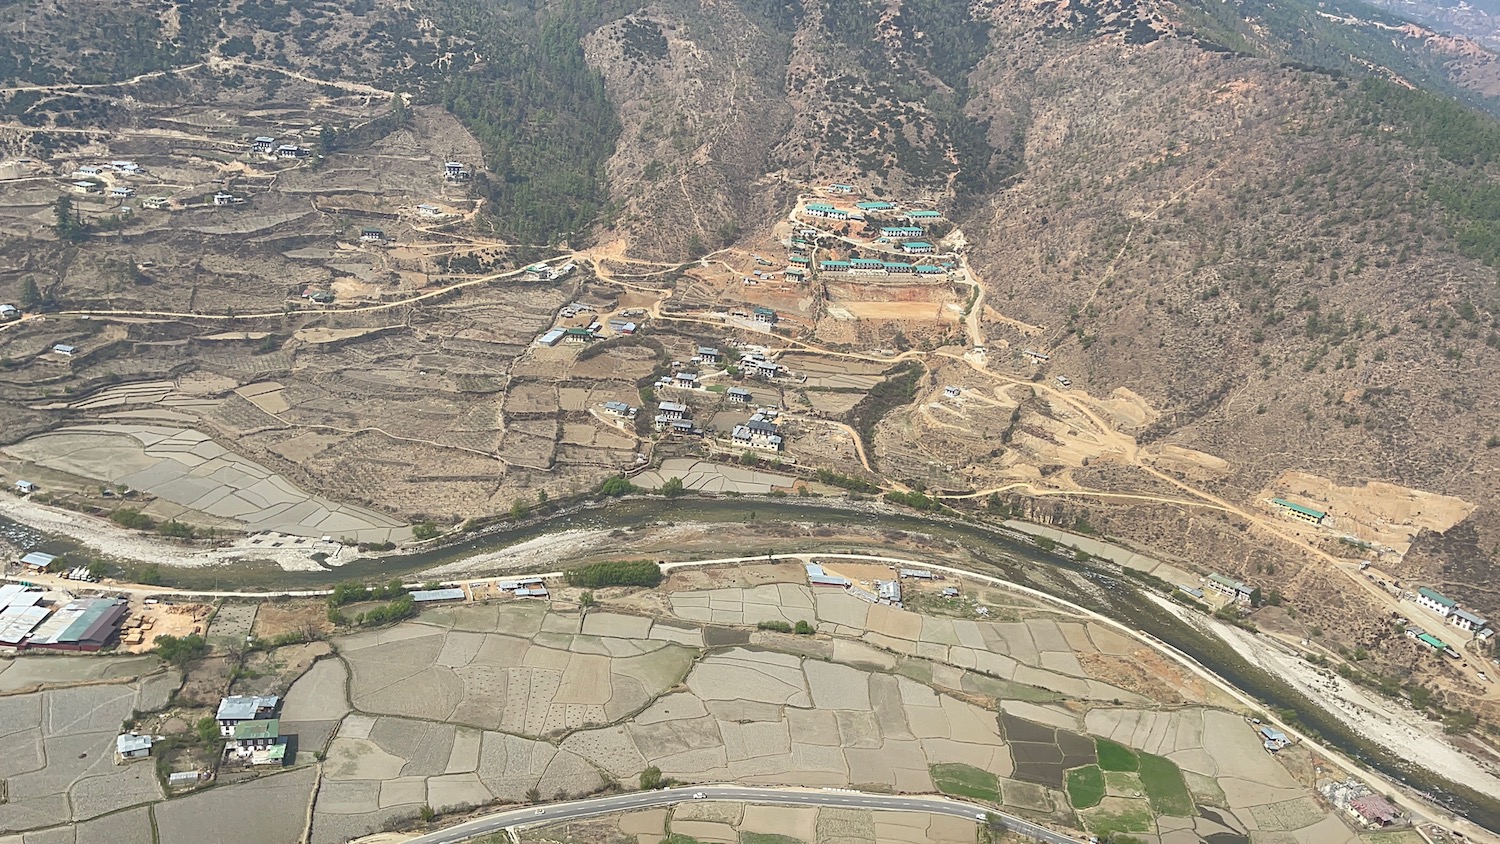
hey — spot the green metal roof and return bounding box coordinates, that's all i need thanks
[902,241,934,248]
[1417,587,1456,608]
[1417,633,1446,649]
[231,719,280,741]
[906,210,942,217]
[1271,498,1325,519]
[805,203,834,212]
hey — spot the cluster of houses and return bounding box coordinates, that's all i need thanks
[250,136,309,160]
[218,694,288,766]
[1412,586,1491,636]
[804,563,940,606]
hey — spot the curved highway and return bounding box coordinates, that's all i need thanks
[401,785,1083,844]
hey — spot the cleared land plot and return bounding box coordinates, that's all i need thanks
[156,767,317,844]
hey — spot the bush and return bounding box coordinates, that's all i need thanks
[565,561,662,589]
[660,477,685,497]
[640,766,663,790]
[412,522,440,541]
[757,620,793,633]
[156,633,208,667]
[815,468,879,493]
[794,620,815,635]
[110,508,156,530]
[599,476,636,497]
[884,490,943,512]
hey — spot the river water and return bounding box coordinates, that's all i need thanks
[3,497,1497,830]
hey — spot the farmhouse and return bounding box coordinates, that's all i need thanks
[1258,725,1289,751]
[900,210,943,223]
[71,181,99,194]
[1206,573,1254,605]
[213,192,238,206]
[1415,587,1456,617]
[899,241,935,254]
[880,226,924,239]
[217,695,281,736]
[1450,608,1489,633]
[416,203,443,218]
[252,136,276,154]
[1349,795,1401,828]
[0,303,17,320]
[753,306,778,324]
[674,372,700,389]
[658,401,688,420]
[944,386,961,398]
[726,387,752,404]
[444,161,470,180]
[360,228,385,242]
[226,719,286,766]
[875,580,902,605]
[275,144,307,159]
[141,196,169,210]
[108,186,135,198]
[116,734,154,762]
[696,347,722,364]
[603,401,637,418]
[23,598,127,651]
[1271,498,1326,525]
[805,563,850,588]
[52,344,76,356]
[750,360,779,379]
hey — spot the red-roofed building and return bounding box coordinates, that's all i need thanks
[1349,794,1400,827]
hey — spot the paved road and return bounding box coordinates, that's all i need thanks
[402,785,1084,844]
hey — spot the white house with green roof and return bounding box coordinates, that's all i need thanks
[1415,587,1456,617]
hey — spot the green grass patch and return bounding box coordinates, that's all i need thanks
[663,836,706,844]
[1066,765,1106,809]
[1083,799,1155,837]
[706,384,727,393]
[1138,752,1195,816]
[930,763,1003,803]
[1095,737,1140,772]
[740,834,804,844]
[961,672,1065,703]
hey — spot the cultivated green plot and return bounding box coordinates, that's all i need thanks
[1138,752,1195,816]
[929,762,1003,803]
[1104,771,1146,799]
[1066,765,1105,809]
[1080,796,1155,837]
[740,834,805,844]
[1095,737,1139,772]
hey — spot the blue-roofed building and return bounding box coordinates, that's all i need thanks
[914,264,944,274]
[820,260,851,273]
[803,203,848,220]
[850,258,885,274]
[856,201,894,211]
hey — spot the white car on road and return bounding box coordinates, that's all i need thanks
[692,792,706,800]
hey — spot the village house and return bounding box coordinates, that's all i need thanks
[141,196,169,210]
[225,719,286,766]
[1206,573,1254,605]
[275,144,307,159]
[658,401,688,421]
[674,371,700,389]
[444,161,470,181]
[116,734,154,763]
[0,304,19,320]
[1415,587,1456,617]
[217,695,280,736]
[74,165,103,176]
[750,360,779,379]
[71,181,99,194]
[726,386,752,404]
[603,400,637,418]
[360,228,385,242]
[108,186,135,198]
[899,241,935,254]
[252,136,276,154]
[1271,498,1326,525]
[696,347,722,365]
[1348,795,1401,828]
[753,306,778,325]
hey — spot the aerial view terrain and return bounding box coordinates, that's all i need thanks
[3,0,1500,841]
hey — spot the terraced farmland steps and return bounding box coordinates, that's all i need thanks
[398,785,1083,844]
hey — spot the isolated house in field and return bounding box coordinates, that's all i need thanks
[217,695,280,736]
[444,161,470,181]
[52,344,76,356]
[116,734,154,762]
[944,386,961,398]
[226,719,286,765]
[1258,725,1289,751]
[360,228,385,242]
[252,136,276,154]
[213,192,237,206]
[1415,587,1456,617]
[416,203,443,218]
[0,304,17,320]
[1271,498,1326,525]
[603,400,637,418]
